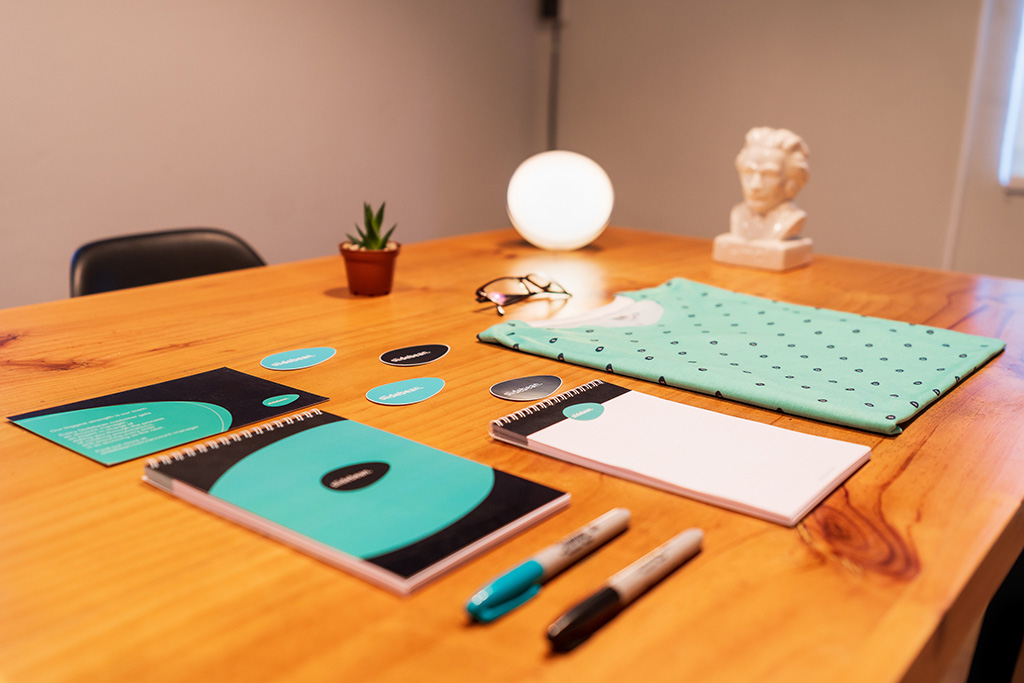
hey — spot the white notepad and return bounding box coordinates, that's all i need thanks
[489,380,871,526]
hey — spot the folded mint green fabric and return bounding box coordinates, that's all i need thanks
[477,278,1005,435]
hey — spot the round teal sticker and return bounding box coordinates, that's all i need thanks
[563,402,604,421]
[263,394,300,408]
[366,378,445,406]
[260,347,337,371]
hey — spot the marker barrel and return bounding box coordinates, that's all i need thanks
[532,507,630,580]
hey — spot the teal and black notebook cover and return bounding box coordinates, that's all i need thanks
[143,410,570,594]
[8,367,328,465]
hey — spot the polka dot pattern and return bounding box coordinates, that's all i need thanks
[478,278,1005,435]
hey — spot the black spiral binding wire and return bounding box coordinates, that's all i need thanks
[491,380,604,427]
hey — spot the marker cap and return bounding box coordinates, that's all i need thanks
[466,560,544,623]
[546,586,622,652]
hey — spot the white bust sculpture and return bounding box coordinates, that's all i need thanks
[713,127,812,270]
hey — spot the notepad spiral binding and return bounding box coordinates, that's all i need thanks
[491,380,605,426]
[145,409,323,468]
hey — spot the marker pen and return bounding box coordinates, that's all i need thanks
[466,508,631,623]
[547,527,704,652]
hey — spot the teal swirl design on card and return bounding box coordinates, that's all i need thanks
[15,402,232,465]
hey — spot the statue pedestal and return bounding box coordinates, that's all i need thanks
[712,234,813,271]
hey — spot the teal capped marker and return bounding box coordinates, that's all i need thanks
[466,508,630,623]
[467,562,545,622]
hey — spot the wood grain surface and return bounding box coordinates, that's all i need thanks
[2,228,1022,683]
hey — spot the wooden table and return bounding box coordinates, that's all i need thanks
[2,228,1022,683]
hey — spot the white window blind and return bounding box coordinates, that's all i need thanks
[999,8,1024,190]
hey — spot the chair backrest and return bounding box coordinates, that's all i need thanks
[70,228,266,297]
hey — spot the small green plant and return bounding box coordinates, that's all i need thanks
[347,202,397,250]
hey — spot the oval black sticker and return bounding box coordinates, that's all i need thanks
[379,343,450,367]
[321,462,390,491]
[489,375,562,402]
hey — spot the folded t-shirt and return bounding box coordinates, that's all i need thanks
[477,278,1005,435]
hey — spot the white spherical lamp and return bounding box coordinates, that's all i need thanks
[506,150,614,251]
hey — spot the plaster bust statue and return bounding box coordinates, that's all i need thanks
[713,127,813,271]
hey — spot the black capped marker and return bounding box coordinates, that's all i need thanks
[546,528,704,652]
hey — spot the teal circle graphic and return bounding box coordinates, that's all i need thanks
[208,420,494,558]
[563,402,604,421]
[263,394,300,408]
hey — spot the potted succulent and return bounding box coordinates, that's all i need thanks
[339,202,400,296]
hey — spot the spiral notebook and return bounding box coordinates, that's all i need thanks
[489,380,870,526]
[144,410,570,594]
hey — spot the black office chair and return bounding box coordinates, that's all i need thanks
[70,228,266,297]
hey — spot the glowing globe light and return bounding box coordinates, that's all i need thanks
[506,151,614,251]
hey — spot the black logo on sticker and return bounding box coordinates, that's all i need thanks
[321,462,390,491]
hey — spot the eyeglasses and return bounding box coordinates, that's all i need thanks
[475,273,571,316]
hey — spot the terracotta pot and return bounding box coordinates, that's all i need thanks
[339,243,400,296]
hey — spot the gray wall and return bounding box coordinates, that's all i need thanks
[0,1,544,307]
[555,0,1015,275]
[3,1,1021,309]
